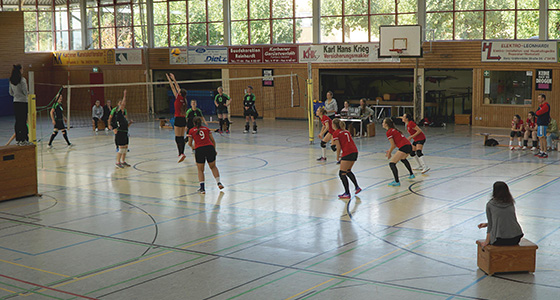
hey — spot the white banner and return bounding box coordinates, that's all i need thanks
[481,41,557,62]
[299,43,395,63]
[170,47,188,65]
[188,47,228,64]
[115,49,143,65]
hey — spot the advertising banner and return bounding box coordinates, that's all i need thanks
[170,47,188,65]
[481,41,557,62]
[228,47,262,64]
[263,46,298,63]
[53,50,115,66]
[298,43,394,63]
[115,49,143,65]
[536,69,552,91]
[188,47,228,64]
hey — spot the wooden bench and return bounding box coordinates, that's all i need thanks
[476,239,538,275]
[92,119,106,130]
[477,133,510,147]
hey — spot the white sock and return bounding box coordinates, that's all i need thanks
[518,141,522,147]
[414,156,421,167]
[509,140,513,146]
[418,156,427,169]
[215,176,220,183]
[322,147,326,157]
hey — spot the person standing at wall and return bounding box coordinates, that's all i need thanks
[8,64,31,145]
[324,91,338,120]
[214,86,231,133]
[546,118,558,151]
[243,85,258,134]
[92,100,103,132]
[535,94,551,158]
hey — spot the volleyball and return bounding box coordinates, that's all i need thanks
[171,48,181,57]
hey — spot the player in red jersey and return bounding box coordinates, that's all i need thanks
[402,114,430,174]
[332,119,361,199]
[166,73,188,163]
[522,111,537,150]
[383,118,414,187]
[509,114,524,150]
[316,107,336,162]
[187,117,224,194]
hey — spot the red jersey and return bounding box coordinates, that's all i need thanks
[321,115,334,135]
[188,126,214,149]
[333,129,358,156]
[511,119,524,131]
[386,128,411,148]
[406,121,426,142]
[174,94,186,117]
[526,118,536,129]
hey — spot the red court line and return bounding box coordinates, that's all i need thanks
[0,274,99,300]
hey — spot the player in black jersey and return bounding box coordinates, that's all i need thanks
[243,85,257,134]
[115,90,132,168]
[214,86,231,133]
[47,94,72,148]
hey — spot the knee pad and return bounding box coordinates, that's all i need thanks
[320,141,326,148]
[410,151,416,157]
[417,150,423,157]
[331,144,337,152]
[338,170,347,176]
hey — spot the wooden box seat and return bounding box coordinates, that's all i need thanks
[476,238,538,275]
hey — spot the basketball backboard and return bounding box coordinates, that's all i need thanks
[379,25,422,58]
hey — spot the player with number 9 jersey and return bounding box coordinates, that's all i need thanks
[187,117,224,194]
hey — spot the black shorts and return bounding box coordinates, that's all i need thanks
[244,108,258,117]
[195,145,216,164]
[510,131,522,138]
[399,144,413,154]
[54,120,66,130]
[412,139,426,146]
[341,152,358,161]
[115,131,129,146]
[174,116,186,127]
[217,107,228,114]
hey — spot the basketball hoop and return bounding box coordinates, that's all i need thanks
[389,49,402,62]
[389,49,403,54]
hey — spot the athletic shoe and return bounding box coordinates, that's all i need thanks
[531,147,537,151]
[47,144,53,149]
[197,188,206,194]
[178,154,186,163]
[317,157,327,162]
[67,143,73,147]
[105,128,109,131]
[522,146,527,150]
[122,162,131,167]
[534,152,542,157]
[218,182,224,189]
[252,130,257,134]
[421,167,430,174]
[336,160,341,165]
[355,187,362,195]
[510,146,515,150]
[225,130,230,134]
[408,174,415,179]
[16,141,21,146]
[21,141,33,146]
[388,181,401,187]
[413,166,422,170]
[338,193,351,199]
[243,130,248,133]
[115,163,124,169]
[540,153,549,158]
[95,128,98,132]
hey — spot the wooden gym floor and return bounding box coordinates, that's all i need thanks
[0,116,559,300]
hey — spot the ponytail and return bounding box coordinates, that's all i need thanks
[332,118,345,130]
[194,117,202,134]
[10,64,22,85]
[384,117,402,133]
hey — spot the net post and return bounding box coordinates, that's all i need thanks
[307,62,314,144]
[67,86,71,128]
[28,71,37,145]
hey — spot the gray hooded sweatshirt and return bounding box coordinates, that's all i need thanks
[486,199,523,244]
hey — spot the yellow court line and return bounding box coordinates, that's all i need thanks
[46,218,278,291]
[285,240,421,300]
[0,259,69,278]
[0,287,16,293]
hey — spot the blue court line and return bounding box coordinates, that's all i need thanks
[536,226,560,244]
[446,274,487,300]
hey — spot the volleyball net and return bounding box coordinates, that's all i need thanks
[35,73,306,129]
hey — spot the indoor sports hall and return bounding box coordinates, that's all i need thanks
[2,1,560,299]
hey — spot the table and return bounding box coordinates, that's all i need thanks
[340,118,363,138]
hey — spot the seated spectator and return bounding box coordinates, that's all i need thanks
[340,101,350,117]
[355,98,373,136]
[92,100,103,132]
[477,181,523,247]
[523,111,538,150]
[102,100,112,131]
[509,114,523,150]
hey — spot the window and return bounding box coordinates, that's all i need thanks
[426,0,539,41]
[549,0,560,39]
[320,0,417,43]
[87,0,145,49]
[483,71,533,106]
[231,0,312,45]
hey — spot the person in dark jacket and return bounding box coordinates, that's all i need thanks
[535,94,551,158]
[477,181,523,247]
[102,99,112,131]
